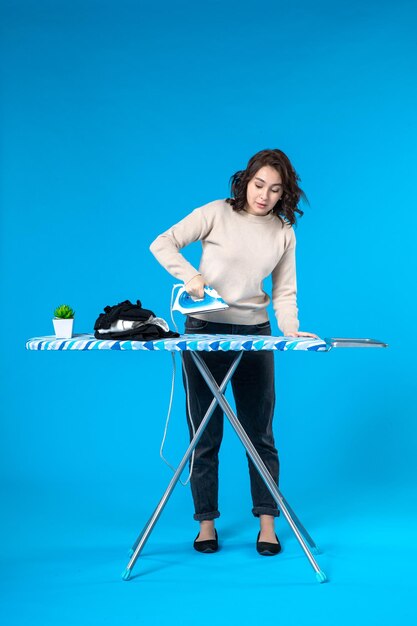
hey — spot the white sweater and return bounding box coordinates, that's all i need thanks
[149,199,300,334]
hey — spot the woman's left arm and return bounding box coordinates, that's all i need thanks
[285,330,319,338]
[271,229,319,339]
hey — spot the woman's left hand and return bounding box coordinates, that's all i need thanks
[285,331,320,339]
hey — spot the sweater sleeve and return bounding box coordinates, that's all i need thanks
[149,205,212,284]
[271,228,300,335]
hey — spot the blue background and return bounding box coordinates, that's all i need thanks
[1,0,416,624]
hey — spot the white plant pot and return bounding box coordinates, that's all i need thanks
[53,318,74,339]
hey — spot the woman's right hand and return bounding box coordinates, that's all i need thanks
[185,274,206,300]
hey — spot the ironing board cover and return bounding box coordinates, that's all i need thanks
[26,334,330,352]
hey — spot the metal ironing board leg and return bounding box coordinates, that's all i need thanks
[122,351,243,580]
[191,352,327,583]
[278,494,321,554]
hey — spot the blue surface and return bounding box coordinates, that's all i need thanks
[1,0,417,624]
[25,333,330,351]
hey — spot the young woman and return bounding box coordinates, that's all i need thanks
[150,148,318,555]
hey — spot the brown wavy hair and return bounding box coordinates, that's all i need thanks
[225,148,308,227]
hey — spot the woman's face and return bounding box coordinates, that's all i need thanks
[245,165,283,216]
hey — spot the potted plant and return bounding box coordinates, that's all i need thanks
[53,304,75,338]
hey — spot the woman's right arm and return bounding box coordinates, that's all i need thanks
[149,206,210,298]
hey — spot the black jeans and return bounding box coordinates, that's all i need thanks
[182,316,280,521]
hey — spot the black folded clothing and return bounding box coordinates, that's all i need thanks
[94,299,154,329]
[93,299,179,340]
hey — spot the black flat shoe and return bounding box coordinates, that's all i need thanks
[193,529,218,553]
[256,531,282,556]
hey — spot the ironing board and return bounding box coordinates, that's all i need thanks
[26,333,387,583]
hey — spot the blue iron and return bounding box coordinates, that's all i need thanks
[171,284,229,315]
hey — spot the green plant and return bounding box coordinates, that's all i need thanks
[53,304,75,319]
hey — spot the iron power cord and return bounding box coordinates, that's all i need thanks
[158,285,196,486]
